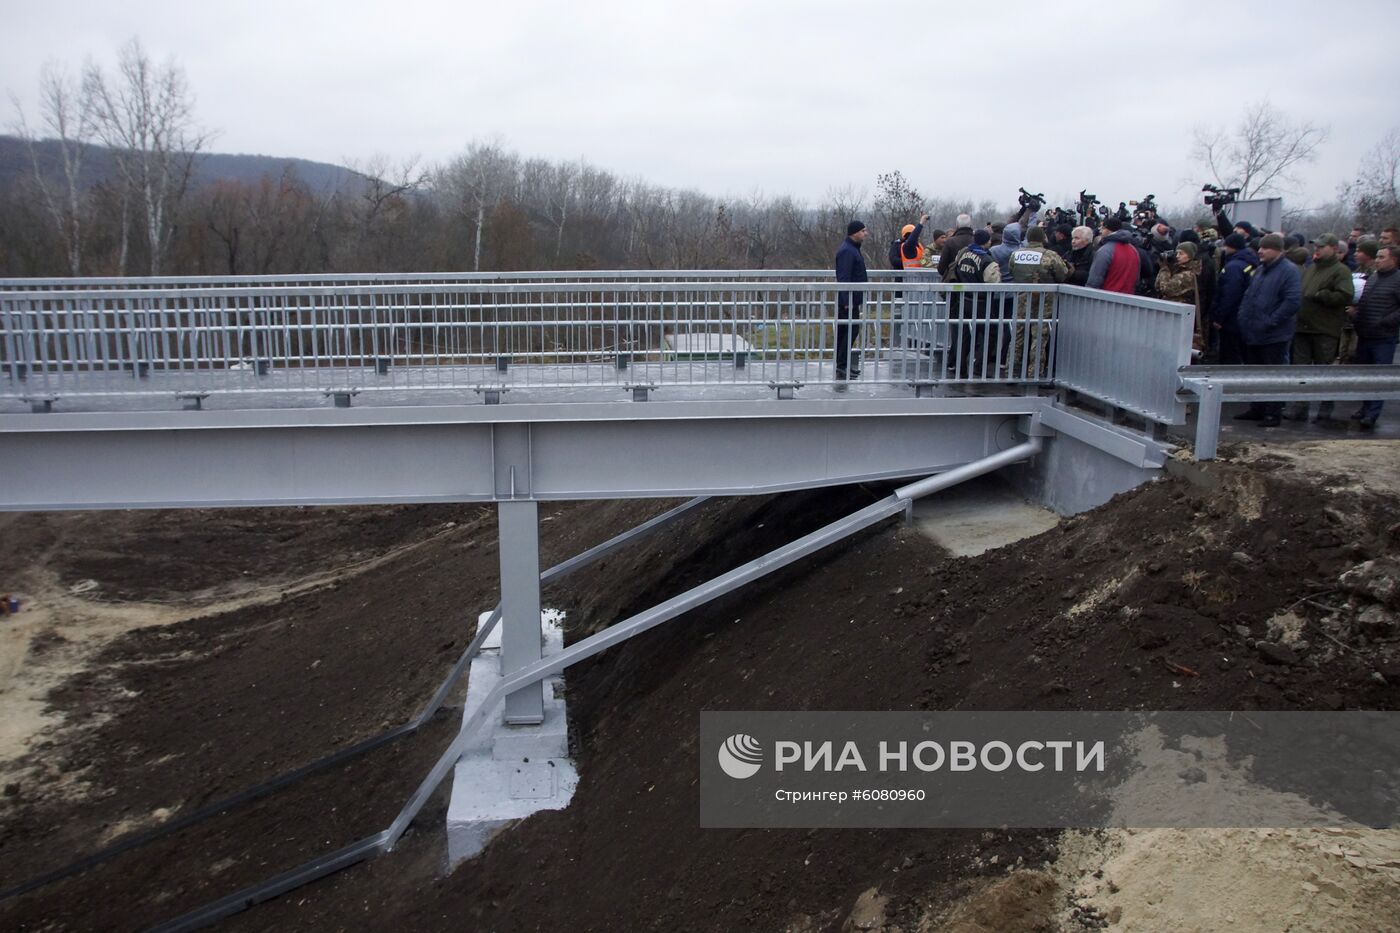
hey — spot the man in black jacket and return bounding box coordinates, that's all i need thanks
[834,220,870,380]
[1349,244,1400,429]
[937,214,976,279]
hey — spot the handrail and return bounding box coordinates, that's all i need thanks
[1180,364,1400,459]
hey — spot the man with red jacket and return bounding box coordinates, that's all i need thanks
[1086,216,1140,294]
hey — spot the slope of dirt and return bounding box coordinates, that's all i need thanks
[219,446,1397,933]
[3,444,1399,932]
[0,497,687,929]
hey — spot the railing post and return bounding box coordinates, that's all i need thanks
[498,500,544,725]
[1192,381,1223,460]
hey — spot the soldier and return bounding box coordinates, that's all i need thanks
[1009,226,1069,378]
[1285,233,1353,423]
[1155,242,1204,353]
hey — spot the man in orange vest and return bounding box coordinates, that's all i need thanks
[898,212,932,269]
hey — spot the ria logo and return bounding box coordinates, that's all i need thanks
[718,733,764,779]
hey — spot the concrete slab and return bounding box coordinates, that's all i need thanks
[445,609,578,866]
[912,475,1060,555]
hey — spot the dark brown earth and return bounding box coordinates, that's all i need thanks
[1,451,1398,932]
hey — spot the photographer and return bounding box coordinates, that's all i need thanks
[1179,230,1216,331]
[1155,242,1205,352]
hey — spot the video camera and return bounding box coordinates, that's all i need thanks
[1202,183,1240,212]
[1077,190,1100,218]
[1017,187,1045,213]
[1130,193,1158,229]
[1045,206,1077,228]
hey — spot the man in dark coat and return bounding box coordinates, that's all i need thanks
[1211,233,1258,365]
[1234,233,1303,426]
[937,213,976,279]
[834,220,869,380]
[1066,226,1096,286]
[1349,244,1400,429]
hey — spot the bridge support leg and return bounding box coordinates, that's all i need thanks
[1193,382,1223,461]
[498,500,544,725]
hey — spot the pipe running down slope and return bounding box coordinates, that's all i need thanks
[149,437,1044,933]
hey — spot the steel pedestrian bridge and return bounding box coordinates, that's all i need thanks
[2,270,1192,511]
[9,267,1386,931]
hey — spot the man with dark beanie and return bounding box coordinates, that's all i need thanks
[834,220,869,380]
[1285,234,1353,422]
[1234,233,1302,426]
[1212,232,1258,365]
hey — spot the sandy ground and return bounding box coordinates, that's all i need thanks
[0,520,461,792]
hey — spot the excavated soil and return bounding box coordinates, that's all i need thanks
[1,444,1398,932]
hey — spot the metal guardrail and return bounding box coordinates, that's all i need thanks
[0,279,1053,396]
[1053,285,1195,424]
[1180,364,1400,459]
[2,277,1194,423]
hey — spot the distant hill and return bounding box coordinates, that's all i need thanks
[0,134,359,194]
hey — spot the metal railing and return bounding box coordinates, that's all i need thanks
[1053,285,1195,424]
[2,277,1196,422]
[1,279,1048,394]
[0,268,926,290]
[1181,364,1400,459]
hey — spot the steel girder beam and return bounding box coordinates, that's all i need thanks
[0,398,1042,511]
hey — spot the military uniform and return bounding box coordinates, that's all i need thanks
[1008,236,1068,378]
[1286,253,1354,421]
[1155,259,1204,352]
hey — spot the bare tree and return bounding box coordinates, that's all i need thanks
[439,141,519,271]
[1192,99,1329,198]
[1349,126,1400,230]
[83,38,211,275]
[873,170,925,249]
[542,160,579,262]
[10,61,95,274]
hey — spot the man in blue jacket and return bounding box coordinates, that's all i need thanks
[1211,233,1258,364]
[834,220,869,379]
[1234,233,1303,426]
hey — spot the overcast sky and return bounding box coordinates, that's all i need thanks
[4,0,1393,215]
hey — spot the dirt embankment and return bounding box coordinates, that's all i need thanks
[2,443,1399,932]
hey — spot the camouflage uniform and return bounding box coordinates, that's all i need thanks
[1008,236,1069,378]
[1155,261,1199,306]
[1155,259,1203,350]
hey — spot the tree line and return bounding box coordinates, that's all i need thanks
[3,41,1398,279]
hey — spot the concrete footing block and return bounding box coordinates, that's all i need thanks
[445,610,578,866]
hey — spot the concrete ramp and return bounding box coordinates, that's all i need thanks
[912,476,1060,556]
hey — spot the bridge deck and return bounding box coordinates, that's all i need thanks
[1,353,1004,414]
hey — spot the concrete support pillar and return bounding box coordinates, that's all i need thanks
[498,500,544,724]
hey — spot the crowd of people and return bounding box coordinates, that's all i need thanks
[834,206,1400,429]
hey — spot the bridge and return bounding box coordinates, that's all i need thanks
[6,267,1387,929]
